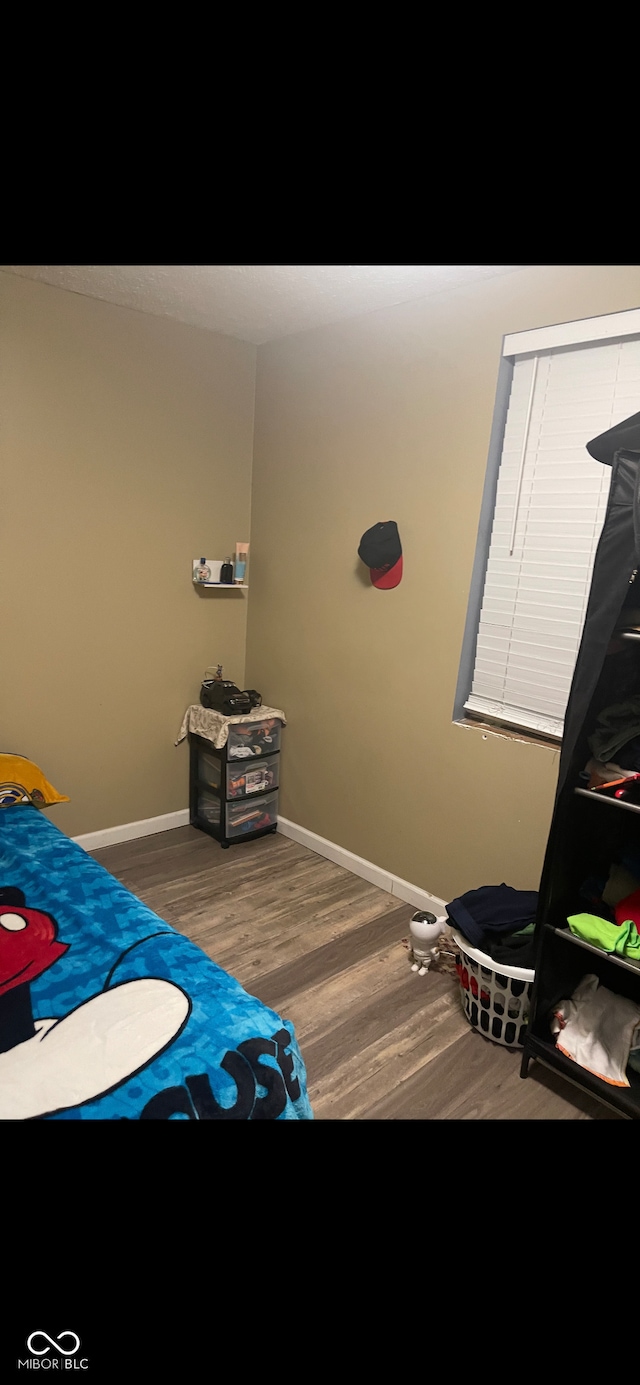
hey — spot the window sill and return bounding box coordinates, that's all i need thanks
[454,715,561,753]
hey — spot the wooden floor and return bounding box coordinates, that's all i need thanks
[91,825,621,1120]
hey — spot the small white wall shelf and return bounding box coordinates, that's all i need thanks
[192,559,248,591]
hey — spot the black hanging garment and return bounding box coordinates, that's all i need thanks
[523,413,640,1102]
[555,412,640,802]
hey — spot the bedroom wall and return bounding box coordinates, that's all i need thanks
[0,272,256,837]
[246,265,640,902]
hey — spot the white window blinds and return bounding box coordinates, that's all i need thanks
[466,337,640,739]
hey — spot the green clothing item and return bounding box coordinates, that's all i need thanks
[567,912,640,959]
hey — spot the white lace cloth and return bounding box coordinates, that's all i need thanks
[176,704,286,749]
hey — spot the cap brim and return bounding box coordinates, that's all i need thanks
[370,556,403,589]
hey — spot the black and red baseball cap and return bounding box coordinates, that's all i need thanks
[358,521,403,589]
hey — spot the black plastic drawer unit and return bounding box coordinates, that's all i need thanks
[189,721,282,848]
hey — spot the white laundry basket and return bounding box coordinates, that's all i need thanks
[451,930,535,1049]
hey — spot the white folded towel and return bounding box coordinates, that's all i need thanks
[551,974,640,1087]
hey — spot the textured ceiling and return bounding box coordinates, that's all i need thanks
[0,264,524,345]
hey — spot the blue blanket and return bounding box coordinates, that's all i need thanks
[0,807,313,1120]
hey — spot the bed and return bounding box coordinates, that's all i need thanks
[0,800,313,1121]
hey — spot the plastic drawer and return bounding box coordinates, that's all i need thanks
[196,746,222,791]
[226,753,279,799]
[227,718,282,759]
[195,787,221,826]
[226,791,278,838]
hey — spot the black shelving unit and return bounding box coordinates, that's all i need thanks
[189,716,282,848]
[521,412,640,1117]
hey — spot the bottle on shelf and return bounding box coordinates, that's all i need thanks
[220,557,234,584]
[234,543,249,585]
[196,558,211,583]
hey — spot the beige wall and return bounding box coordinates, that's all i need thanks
[6,265,640,890]
[246,266,640,901]
[0,272,256,837]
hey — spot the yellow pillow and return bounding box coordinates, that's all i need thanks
[0,755,69,808]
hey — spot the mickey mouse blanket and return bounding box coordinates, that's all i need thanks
[0,806,313,1120]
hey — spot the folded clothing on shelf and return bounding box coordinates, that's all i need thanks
[445,884,538,967]
[583,756,640,789]
[567,911,640,959]
[588,695,640,766]
[614,888,640,931]
[602,862,640,907]
[577,859,640,921]
[551,974,640,1087]
[612,737,640,772]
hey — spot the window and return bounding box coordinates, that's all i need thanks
[456,308,640,741]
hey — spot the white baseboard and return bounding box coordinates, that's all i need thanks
[72,808,190,851]
[71,806,446,918]
[276,816,446,916]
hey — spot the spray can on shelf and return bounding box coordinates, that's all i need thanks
[234,543,249,584]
